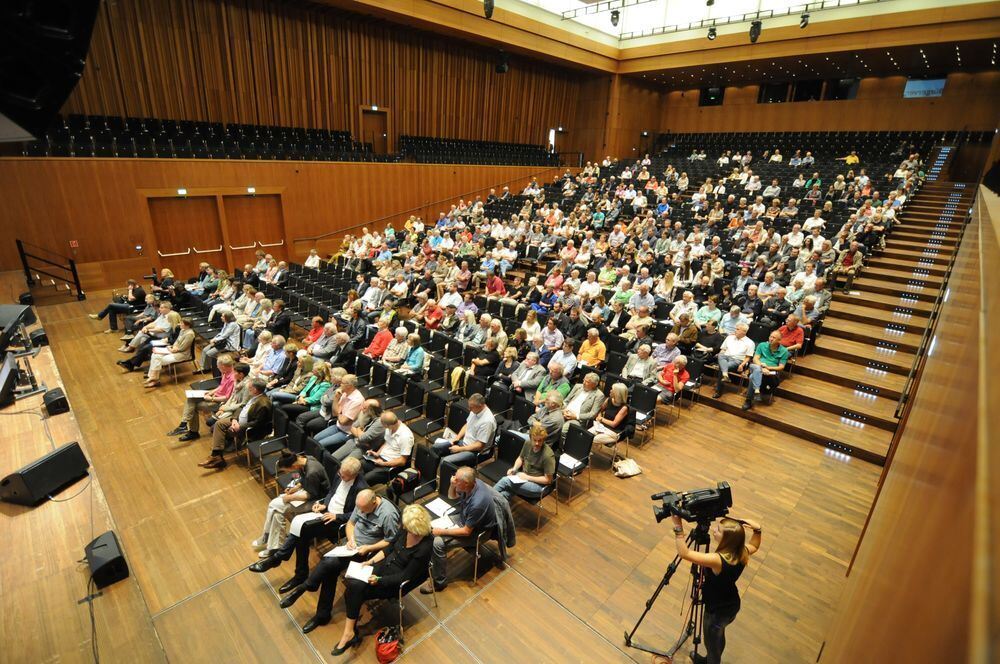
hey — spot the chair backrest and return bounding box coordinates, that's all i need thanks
[462,345,477,367]
[428,332,446,354]
[427,355,447,383]
[446,338,465,361]
[418,326,431,343]
[438,459,458,492]
[605,351,628,377]
[631,384,659,414]
[425,391,447,422]
[747,322,773,345]
[485,385,512,414]
[497,429,524,465]
[465,374,487,398]
[322,450,340,479]
[387,370,408,397]
[447,401,470,433]
[371,361,389,387]
[404,380,426,408]
[685,357,704,382]
[562,425,594,466]
[511,396,535,425]
[605,333,628,355]
[414,444,440,484]
[354,353,373,381]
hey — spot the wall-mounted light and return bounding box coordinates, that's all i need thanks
[135,244,143,256]
[371,105,378,111]
[247,186,256,194]
[177,188,187,196]
[557,126,564,132]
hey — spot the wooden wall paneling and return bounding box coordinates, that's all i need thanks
[0,158,558,285]
[148,196,225,276]
[221,194,286,268]
[822,188,997,662]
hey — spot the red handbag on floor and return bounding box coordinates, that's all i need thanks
[375,626,401,663]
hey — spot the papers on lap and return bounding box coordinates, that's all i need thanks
[185,390,208,399]
[425,497,456,517]
[431,515,456,530]
[506,474,527,485]
[324,544,358,558]
[345,561,374,581]
[289,512,322,537]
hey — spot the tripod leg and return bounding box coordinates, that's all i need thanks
[624,554,683,648]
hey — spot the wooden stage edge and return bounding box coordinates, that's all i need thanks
[2,291,883,664]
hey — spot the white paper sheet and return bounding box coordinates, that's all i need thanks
[424,497,455,517]
[323,544,359,558]
[559,453,583,470]
[345,561,374,581]
[185,390,208,399]
[289,512,322,537]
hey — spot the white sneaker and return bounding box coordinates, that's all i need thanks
[251,539,266,551]
[258,549,272,558]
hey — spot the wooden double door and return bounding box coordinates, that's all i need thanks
[148,194,285,277]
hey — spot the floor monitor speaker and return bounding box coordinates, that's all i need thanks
[85,531,129,588]
[0,441,89,505]
[43,387,69,415]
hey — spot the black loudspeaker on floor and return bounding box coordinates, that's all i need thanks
[85,531,130,589]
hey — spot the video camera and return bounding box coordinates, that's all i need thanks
[651,481,732,524]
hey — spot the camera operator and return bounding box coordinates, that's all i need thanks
[670,514,762,664]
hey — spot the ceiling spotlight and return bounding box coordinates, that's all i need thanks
[707,26,717,40]
[749,20,762,44]
[484,0,494,19]
[799,13,809,28]
[611,9,620,26]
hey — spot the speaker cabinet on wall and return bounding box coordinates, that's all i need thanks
[85,531,129,588]
[0,441,89,505]
[0,0,101,140]
[43,387,69,415]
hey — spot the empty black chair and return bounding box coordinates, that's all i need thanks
[361,361,389,398]
[394,444,441,506]
[383,370,408,409]
[557,425,593,501]
[409,391,448,440]
[478,429,523,484]
[392,380,426,422]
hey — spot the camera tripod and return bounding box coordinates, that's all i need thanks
[624,519,712,661]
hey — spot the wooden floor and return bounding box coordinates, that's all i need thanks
[4,286,882,663]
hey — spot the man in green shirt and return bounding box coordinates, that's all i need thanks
[493,422,556,503]
[534,363,571,404]
[744,330,789,410]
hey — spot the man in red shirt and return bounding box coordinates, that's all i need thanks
[423,299,444,330]
[362,318,392,359]
[777,314,805,354]
[485,270,506,297]
[656,356,690,403]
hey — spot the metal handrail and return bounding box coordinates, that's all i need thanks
[893,191,973,417]
[16,238,86,301]
[192,245,223,254]
[292,164,566,243]
[157,248,192,257]
[257,239,285,247]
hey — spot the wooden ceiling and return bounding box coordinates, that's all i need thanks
[630,38,999,89]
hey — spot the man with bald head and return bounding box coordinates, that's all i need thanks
[422,466,497,593]
[277,486,399,633]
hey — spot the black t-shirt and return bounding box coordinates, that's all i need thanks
[702,555,745,611]
[478,349,501,376]
[697,330,723,354]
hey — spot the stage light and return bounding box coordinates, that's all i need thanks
[706,0,714,5]
[484,0,494,19]
[611,10,620,27]
[707,26,717,40]
[749,20,762,44]
[799,13,810,28]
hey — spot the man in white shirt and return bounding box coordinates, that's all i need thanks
[785,224,805,249]
[439,285,463,310]
[712,323,755,398]
[360,277,384,314]
[669,291,698,325]
[579,272,602,302]
[361,412,413,486]
[432,393,496,467]
[803,210,826,233]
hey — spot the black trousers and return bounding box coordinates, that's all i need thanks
[343,577,401,621]
[304,553,365,621]
[97,302,133,331]
[361,459,395,487]
[125,341,157,370]
[271,517,342,582]
[704,603,740,664]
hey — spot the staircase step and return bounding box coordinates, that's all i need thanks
[821,317,921,352]
[825,302,923,333]
[889,239,957,253]
[775,373,899,431]
[833,289,933,315]
[813,335,914,374]
[851,277,938,301]
[879,249,950,265]
[794,354,905,399]
[866,258,947,277]
[893,225,962,238]
[891,233,957,246]
[861,266,945,285]
[696,385,891,464]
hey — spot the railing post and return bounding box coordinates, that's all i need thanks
[16,239,35,286]
[68,258,86,301]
